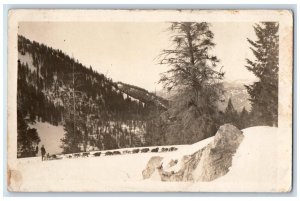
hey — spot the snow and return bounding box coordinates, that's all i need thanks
[161,137,213,172]
[18,52,44,79]
[18,52,35,72]
[29,122,65,155]
[209,126,285,191]
[12,126,290,192]
[122,92,127,99]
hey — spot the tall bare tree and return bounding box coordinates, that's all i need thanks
[159,22,224,144]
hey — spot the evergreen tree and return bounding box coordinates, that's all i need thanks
[59,74,89,153]
[245,22,279,126]
[225,98,235,115]
[103,133,118,150]
[223,98,238,126]
[145,105,166,146]
[159,22,224,144]
[61,114,84,153]
[238,107,249,129]
[17,61,41,158]
[17,109,40,158]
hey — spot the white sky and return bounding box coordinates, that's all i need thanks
[19,22,257,91]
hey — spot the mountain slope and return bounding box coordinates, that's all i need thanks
[17,35,161,154]
[116,82,168,110]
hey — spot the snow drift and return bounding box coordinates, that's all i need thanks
[8,126,291,192]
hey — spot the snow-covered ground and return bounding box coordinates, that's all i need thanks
[29,122,64,155]
[18,52,35,72]
[10,126,291,192]
[18,52,43,79]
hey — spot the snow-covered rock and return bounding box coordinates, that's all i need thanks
[142,156,163,179]
[144,124,244,182]
[192,124,244,181]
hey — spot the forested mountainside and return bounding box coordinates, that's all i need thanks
[17,35,166,156]
[116,82,169,110]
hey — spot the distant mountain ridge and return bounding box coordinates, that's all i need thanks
[220,81,251,112]
[156,81,251,113]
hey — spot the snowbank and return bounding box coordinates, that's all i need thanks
[210,126,288,191]
[9,126,291,192]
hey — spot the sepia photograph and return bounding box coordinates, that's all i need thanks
[7,9,293,192]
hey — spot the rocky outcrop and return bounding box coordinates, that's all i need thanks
[193,124,244,181]
[143,124,244,182]
[142,156,163,179]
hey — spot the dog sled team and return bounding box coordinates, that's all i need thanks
[39,145,62,161]
[38,144,179,161]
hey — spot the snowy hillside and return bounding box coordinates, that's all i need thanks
[17,35,165,154]
[29,122,64,155]
[9,126,290,192]
[116,82,168,110]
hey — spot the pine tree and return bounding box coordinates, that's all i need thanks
[238,107,249,129]
[159,22,224,144]
[245,22,279,126]
[60,86,88,153]
[224,98,238,124]
[60,114,84,153]
[17,109,41,158]
[225,98,236,115]
[17,61,41,158]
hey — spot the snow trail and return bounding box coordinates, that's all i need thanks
[13,126,290,192]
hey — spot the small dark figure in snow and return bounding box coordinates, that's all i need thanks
[41,145,46,161]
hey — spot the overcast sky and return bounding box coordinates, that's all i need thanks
[19,22,257,91]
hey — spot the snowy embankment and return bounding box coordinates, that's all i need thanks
[10,126,290,192]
